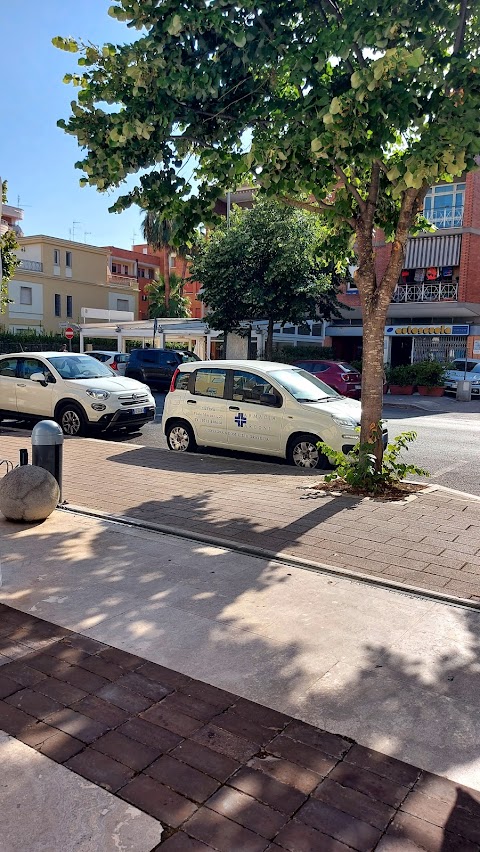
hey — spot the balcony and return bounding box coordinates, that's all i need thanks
[107,270,138,289]
[393,281,458,303]
[18,259,43,273]
[423,206,464,229]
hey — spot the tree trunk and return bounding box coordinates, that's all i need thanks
[359,302,388,465]
[265,317,274,360]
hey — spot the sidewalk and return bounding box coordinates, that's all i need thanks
[384,392,480,414]
[1,432,479,603]
[1,509,480,850]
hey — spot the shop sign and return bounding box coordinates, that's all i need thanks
[385,324,469,336]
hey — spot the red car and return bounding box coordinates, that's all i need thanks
[293,360,362,399]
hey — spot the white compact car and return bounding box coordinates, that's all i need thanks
[0,351,155,436]
[88,350,130,376]
[163,360,387,468]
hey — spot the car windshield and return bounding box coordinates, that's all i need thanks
[270,368,340,402]
[48,355,114,379]
[179,352,200,363]
[452,360,478,372]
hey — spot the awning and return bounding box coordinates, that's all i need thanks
[404,234,462,269]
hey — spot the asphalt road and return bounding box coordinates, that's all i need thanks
[2,392,479,495]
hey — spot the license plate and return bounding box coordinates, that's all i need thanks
[132,406,145,415]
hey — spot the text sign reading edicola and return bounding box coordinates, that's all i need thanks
[385,325,469,336]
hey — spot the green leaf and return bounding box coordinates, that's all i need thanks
[310,138,322,152]
[233,32,246,48]
[167,15,183,36]
[351,70,362,89]
[329,97,342,115]
[387,165,401,181]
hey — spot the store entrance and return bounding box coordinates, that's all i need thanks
[390,336,413,367]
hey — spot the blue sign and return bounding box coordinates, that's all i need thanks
[452,325,470,335]
[234,413,247,428]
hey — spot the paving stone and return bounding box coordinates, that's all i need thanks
[5,687,64,719]
[58,634,106,654]
[34,676,88,706]
[283,721,351,759]
[171,739,240,783]
[43,707,110,743]
[193,724,258,762]
[36,729,85,762]
[16,720,58,748]
[160,833,216,851]
[66,747,135,792]
[115,671,172,702]
[119,774,198,827]
[402,789,480,843]
[414,771,480,814]
[136,661,191,690]
[0,661,47,687]
[248,756,321,795]
[382,810,478,852]
[183,807,269,852]
[147,754,220,803]
[206,786,287,839]
[70,694,130,727]
[297,797,383,851]
[181,680,237,710]
[213,709,276,746]
[231,698,289,731]
[0,673,21,699]
[41,640,92,664]
[77,654,125,681]
[97,647,144,671]
[228,766,307,816]
[18,652,72,679]
[0,699,36,735]
[330,760,411,809]
[142,702,205,736]
[56,664,109,694]
[266,735,337,776]
[118,716,183,752]
[93,729,161,772]
[158,690,221,722]
[96,682,153,713]
[274,819,356,852]
[313,777,395,830]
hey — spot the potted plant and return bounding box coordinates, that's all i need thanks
[414,360,446,396]
[385,364,416,395]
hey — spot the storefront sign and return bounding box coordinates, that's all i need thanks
[473,340,480,354]
[385,324,469,336]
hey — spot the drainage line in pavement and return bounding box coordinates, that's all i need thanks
[59,504,480,615]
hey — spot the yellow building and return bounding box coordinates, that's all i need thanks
[2,235,139,334]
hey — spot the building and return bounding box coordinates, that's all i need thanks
[328,172,480,365]
[1,200,23,238]
[132,243,205,319]
[2,235,138,334]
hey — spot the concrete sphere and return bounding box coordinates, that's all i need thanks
[0,465,60,522]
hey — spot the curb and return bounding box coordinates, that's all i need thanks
[59,504,480,614]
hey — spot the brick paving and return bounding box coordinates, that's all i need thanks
[1,603,480,851]
[2,432,480,601]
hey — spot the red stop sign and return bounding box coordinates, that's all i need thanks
[65,327,74,340]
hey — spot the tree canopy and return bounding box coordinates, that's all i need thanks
[192,198,343,357]
[144,271,191,319]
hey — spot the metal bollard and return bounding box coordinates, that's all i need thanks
[456,380,472,402]
[31,420,64,501]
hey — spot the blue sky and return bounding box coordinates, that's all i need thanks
[0,0,150,248]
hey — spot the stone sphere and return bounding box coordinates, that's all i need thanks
[0,465,60,522]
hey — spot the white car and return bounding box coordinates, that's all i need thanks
[163,360,387,468]
[88,350,130,376]
[444,359,480,396]
[0,351,155,436]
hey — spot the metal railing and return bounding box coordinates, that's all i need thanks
[392,281,458,303]
[107,271,138,288]
[18,259,43,272]
[423,206,464,228]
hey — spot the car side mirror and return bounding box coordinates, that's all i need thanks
[261,393,281,407]
[30,372,48,386]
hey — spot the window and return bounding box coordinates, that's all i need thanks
[53,249,60,265]
[139,268,146,278]
[65,251,72,268]
[20,358,53,382]
[122,264,128,275]
[270,368,338,401]
[232,370,279,406]
[54,294,61,317]
[282,326,295,334]
[20,286,32,306]
[116,298,129,311]
[194,368,226,398]
[423,183,465,228]
[148,268,155,279]
[112,263,119,273]
[0,357,18,377]
[66,295,73,317]
[174,371,190,390]
[169,253,177,269]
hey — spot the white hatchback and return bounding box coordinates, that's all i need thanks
[0,351,155,436]
[163,360,386,468]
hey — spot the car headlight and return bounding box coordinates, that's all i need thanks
[86,389,110,400]
[332,416,357,427]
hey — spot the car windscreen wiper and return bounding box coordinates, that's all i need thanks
[297,396,334,402]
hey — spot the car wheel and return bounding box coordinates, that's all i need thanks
[287,433,327,469]
[57,403,87,437]
[166,420,197,453]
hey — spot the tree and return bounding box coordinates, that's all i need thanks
[54,0,479,463]
[192,199,343,359]
[1,181,19,312]
[144,271,190,319]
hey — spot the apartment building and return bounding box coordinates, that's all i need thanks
[3,235,138,334]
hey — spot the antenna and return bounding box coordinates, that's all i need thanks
[72,221,82,241]
[16,195,32,208]
[84,230,92,244]
[131,230,138,248]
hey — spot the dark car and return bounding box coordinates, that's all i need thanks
[125,348,200,390]
[293,360,362,399]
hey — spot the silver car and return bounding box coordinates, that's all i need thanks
[444,359,480,396]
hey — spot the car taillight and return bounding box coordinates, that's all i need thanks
[111,361,118,370]
[169,368,179,392]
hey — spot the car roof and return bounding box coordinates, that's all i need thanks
[0,351,94,358]
[176,359,301,373]
[89,350,122,356]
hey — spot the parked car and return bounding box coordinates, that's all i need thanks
[163,360,388,468]
[88,350,130,375]
[444,359,480,396]
[125,348,200,390]
[0,352,155,436]
[293,360,362,399]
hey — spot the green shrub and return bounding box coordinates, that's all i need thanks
[385,363,416,386]
[318,424,428,495]
[413,360,447,388]
[271,344,334,363]
[349,359,362,373]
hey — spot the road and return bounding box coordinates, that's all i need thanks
[2,393,479,495]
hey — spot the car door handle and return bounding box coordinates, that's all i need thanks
[187,399,197,404]
[229,406,240,410]
[16,383,26,387]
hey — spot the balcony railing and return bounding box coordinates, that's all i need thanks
[423,206,464,229]
[107,270,138,289]
[18,259,43,272]
[393,282,458,303]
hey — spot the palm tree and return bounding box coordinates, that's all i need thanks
[144,272,190,319]
[141,213,175,307]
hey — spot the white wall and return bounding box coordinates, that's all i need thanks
[8,279,43,321]
[15,243,42,263]
[108,292,136,314]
